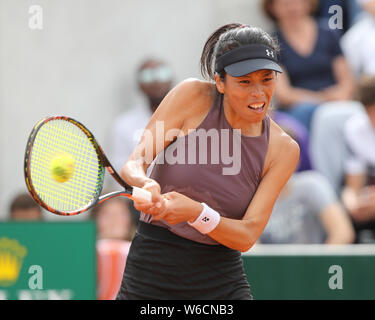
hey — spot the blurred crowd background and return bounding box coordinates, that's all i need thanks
[2,0,375,299]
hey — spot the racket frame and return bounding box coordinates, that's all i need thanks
[24,116,136,216]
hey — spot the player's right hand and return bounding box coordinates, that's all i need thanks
[134,179,162,209]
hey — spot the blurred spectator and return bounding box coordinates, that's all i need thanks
[91,196,138,300]
[271,110,311,171]
[262,0,355,130]
[260,170,355,244]
[8,192,42,221]
[309,100,364,195]
[90,197,138,241]
[341,75,375,243]
[109,58,174,172]
[341,0,375,79]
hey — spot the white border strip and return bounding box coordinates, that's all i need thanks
[242,244,375,256]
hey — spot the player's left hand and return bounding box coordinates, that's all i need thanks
[140,191,203,225]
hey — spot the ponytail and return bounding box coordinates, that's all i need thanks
[200,23,242,80]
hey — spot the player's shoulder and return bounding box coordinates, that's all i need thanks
[172,78,215,100]
[269,118,300,163]
[166,78,216,117]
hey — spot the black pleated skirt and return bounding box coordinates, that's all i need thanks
[116,221,252,300]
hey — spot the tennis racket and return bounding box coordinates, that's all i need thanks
[24,116,152,216]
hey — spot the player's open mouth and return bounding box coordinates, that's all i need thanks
[248,103,265,112]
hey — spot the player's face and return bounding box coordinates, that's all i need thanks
[216,69,277,122]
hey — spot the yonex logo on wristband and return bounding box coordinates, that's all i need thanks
[188,203,221,234]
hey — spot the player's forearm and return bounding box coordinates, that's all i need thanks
[120,158,152,188]
[150,194,258,252]
[208,218,258,252]
[184,199,257,252]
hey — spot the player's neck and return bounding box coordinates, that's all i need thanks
[223,102,264,137]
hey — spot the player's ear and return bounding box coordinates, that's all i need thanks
[215,73,225,94]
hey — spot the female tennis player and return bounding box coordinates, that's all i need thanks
[117,23,300,300]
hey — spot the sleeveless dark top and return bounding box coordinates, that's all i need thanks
[141,90,271,244]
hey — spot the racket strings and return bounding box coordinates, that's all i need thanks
[29,119,103,212]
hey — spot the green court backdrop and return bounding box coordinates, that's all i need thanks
[1,223,375,300]
[0,222,96,300]
[242,245,375,300]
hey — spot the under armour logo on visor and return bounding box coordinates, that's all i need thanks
[266,49,274,58]
[202,217,210,222]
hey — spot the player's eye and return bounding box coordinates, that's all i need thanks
[263,77,274,82]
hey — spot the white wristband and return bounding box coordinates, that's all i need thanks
[188,203,221,234]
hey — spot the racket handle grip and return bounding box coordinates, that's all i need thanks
[132,186,152,203]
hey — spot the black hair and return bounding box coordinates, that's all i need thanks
[200,23,280,80]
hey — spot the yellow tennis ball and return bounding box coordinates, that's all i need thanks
[50,153,75,183]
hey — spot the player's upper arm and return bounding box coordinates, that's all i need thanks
[242,133,300,244]
[128,78,207,164]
